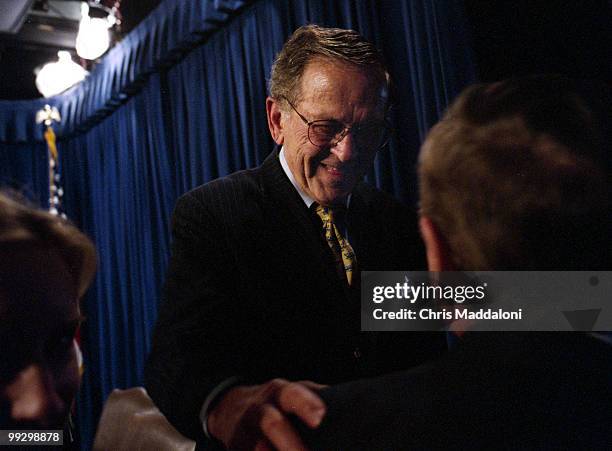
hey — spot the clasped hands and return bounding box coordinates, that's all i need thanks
[208,379,326,451]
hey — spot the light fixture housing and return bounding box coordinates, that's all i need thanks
[35,51,89,98]
[75,2,116,60]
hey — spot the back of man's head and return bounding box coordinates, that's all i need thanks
[418,75,611,270]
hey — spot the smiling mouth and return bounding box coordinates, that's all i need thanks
[320,162,350,176]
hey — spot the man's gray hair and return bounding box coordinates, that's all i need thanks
[269,24,389,107]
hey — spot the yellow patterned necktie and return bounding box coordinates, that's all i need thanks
[315,204,357,285]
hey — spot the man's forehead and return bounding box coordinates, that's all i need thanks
[294,69,387,123]
[297,58,387,102]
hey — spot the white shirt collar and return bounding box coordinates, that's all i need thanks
[279,147,316,207]
[278,146,351,208]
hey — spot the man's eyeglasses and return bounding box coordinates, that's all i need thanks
[282,97,390,150]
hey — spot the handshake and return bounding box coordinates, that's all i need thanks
[208,379,326,451]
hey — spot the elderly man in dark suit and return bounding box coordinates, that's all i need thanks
[144,25,445,450]
[299,76,612,450]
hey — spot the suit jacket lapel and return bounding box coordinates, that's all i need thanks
[257,149,347,299]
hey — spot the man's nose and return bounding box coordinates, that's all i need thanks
[4,365,65,426]
[330,131,356,162]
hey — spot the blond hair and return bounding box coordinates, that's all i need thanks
[418,77,611,269]
[0,192,96,297]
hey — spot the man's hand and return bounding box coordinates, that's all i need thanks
[207,379,326,451]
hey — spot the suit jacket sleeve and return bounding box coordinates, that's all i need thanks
[144,190,243,443]
[299,333,612,450]
[297,369,438,451]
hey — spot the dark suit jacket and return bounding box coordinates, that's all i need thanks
[300,332,612,450]
[144,149,446,444]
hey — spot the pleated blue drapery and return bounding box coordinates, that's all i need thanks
[0,0,475,447]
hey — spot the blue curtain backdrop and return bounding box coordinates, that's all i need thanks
[0,0,475,447]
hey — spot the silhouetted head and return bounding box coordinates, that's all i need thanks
[418,75,612,270]
[0,193,96,429]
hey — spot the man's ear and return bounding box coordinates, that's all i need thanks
[266,97,284,145]
[419,216,455,271]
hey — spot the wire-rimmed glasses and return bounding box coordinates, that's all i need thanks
[283,96,390,150]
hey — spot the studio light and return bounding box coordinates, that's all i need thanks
[35,51,89,98]
[75,2,116,60]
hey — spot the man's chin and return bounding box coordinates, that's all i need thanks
[307,177,358,206]
[312,191,351,207]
